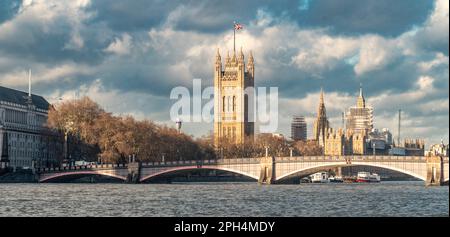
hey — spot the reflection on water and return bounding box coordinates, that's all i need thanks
[0,181,448,217]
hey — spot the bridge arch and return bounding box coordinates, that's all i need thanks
[39,171,127,183]
[140,165,259,183]
[275,163,426,182]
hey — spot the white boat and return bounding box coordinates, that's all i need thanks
[310,172,330,183]
[356,172,380,183]
[328,176,343,183]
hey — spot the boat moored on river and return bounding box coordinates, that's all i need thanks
[356,172,381,183]
[310,172,330,183]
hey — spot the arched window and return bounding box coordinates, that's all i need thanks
[232,96,236,112]
[222,96,225,112]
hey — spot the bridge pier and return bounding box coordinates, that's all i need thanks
[258,157,275,184]
[126,162,141,184]
[426,156,444,186]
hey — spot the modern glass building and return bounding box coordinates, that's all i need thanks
[291,116,307,141]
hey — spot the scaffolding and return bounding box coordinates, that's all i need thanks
[345,106,373,134]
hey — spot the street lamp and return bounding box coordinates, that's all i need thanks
[175,118,182,134]
[63,120,74,168]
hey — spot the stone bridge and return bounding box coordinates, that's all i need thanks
[37,156,449,186]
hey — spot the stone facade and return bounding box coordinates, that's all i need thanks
[0,86,63,169]
[403,139,425,156]
[214,48,254,146]
[352,131,367,155]
[323,128,367,156]
[426,141,449,157]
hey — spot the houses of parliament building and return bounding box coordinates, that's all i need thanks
[213,48,255,147]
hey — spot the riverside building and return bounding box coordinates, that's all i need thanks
[214,48,255,147]
[0,84,62,170]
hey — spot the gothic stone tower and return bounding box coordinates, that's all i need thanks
[214,48,254,147]
[313,88,330,147]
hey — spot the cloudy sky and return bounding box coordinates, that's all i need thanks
[0,0,448,146]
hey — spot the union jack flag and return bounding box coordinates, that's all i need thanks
[234,22,243,30]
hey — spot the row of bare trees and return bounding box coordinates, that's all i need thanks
[217,134,323,158]
[47,97,214,163]
[47,97,323,163]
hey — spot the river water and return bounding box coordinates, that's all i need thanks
[0,181,448,217]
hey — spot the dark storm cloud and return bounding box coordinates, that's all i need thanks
[87,0,262,33]
[86,0,174,32]
[86,0,433,36]
[293,0,434,36]
[0,0,21,23]
[0,9,111,65]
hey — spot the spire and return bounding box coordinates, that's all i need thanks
[320,87,324,104]
[357,83,366,108]
[248,50,254,63]
[314,87,329,144]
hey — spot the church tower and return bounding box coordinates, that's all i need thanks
[345,84,373,134]
[357,84,366,108]
[313,88,330,147]
[214,48,254,147]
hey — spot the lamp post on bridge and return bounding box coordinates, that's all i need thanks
[175,118,182,134]
[63,119,74,168]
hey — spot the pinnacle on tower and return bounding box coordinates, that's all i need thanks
[248,50,254,63]
[215,48,221,63]
[225,51,231,67]
[231,50,237,63]
[216,48,221,58]
[238,47,244,63]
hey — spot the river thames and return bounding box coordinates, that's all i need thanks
[0,181,448,217]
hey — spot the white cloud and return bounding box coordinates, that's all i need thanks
[0,63,94,87]
[292,33,359,71]
[418,52,449,71]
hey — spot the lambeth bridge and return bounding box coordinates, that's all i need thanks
[36,155,449,186]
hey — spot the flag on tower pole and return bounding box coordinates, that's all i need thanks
[233,21,243,52]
